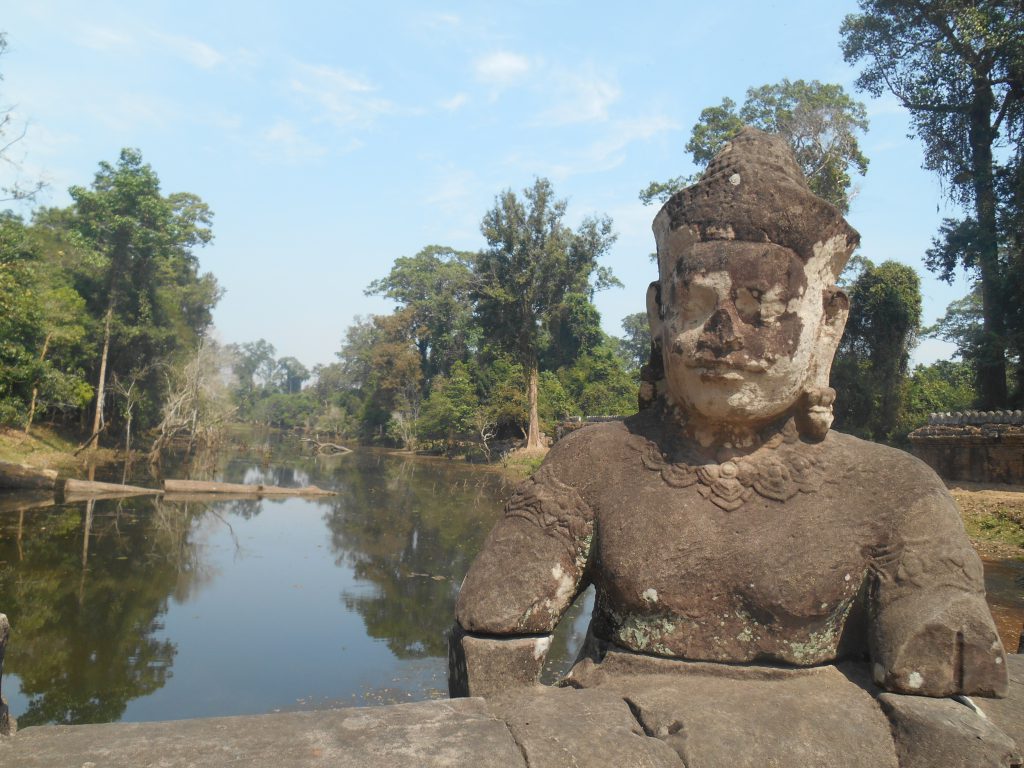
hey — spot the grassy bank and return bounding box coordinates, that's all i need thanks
[950,484,1024,560]
[0,425,119,475]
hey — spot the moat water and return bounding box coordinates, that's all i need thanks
[0,437,1019,726]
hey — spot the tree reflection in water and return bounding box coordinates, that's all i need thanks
[322,452,507,659]
[0,495,206,725]
[0,441,596,725]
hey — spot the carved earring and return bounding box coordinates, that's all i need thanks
[638,340,664,411]
[796,387,836,441]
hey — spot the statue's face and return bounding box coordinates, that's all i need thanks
[653,240,828,425]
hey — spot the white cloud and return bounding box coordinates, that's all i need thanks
[505,115,680,181]
[421,12,461,28]
[289,63,395,127]
[474,51,531,86]
[536,68,620,125]
[76,24,133,51]
[439,92,469,111]
[157,34,225,70]
[262,119,327,161]
[424,165,475,208]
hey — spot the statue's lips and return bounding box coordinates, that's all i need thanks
[685,356,769,377]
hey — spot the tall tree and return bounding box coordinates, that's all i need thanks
[832,260,923,441]
[365,245,478,383]
[473,178,618,449]
[69,149,217,446]
[276,356,310,394]
[616,312,652,372]
[841,0,1024,406]
[641,79,869,212]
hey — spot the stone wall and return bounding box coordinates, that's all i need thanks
[908,410,1024,484]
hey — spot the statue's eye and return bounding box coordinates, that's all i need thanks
[735,286,762,325]
[679,282,717,330]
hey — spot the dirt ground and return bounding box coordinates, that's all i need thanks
[948,482,1024,560]
[947,483,1024,653]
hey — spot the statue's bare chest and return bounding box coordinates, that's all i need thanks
[578,435,881,662]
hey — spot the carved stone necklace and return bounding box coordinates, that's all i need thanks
[631,417,828,512]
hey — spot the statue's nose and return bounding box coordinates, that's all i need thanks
[701,307,744,354]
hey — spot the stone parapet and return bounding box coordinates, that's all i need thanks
[909,413,1024,484]
[0,657,1019,767]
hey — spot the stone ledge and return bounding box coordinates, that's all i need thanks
[1,657,1020,768]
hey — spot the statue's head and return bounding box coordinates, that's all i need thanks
[646,128,860,441]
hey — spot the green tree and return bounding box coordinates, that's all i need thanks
[349,311,423,442]
[0,213,46,424]
[474,178,618,449]
[899,359,978,434]
[365,245,478,383]
[832,260,923,441]
[641,79,869,211]
[558,342,639,419]
[227,339,277,416]
[616,312,652,372]
[68,149,217,446]
[417,361,478,452]
[276,356,310,394]
[841,0,1024,407]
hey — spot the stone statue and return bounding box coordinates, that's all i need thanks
[450,129,1019,766]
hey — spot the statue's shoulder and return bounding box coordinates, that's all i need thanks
[536,418,636,484]
[823,430,948,496]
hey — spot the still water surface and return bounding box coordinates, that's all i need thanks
[0,444,590,726]
[0,440,1019,726]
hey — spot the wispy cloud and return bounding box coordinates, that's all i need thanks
[76,23,229,71]
[76,23,133,51]
[421,12,462,29]
[507,115,680,181]
[156,34,225,69]
[439,92,469,111]
[535,68,620,125]
[474,51,531,86]
[424,164,475,208]
[289,63,396,127]
[88,92,178,133]
[262,119,327,161]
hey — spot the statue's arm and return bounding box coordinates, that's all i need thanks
[450,464,594,697]
[868,484,1008,698]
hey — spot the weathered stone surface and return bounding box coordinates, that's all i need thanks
[909,422,1024,483]
[568,657,897,768]
[879,692,1021,768]
[654,127,859,268]
[448,624,550,698]
[975,654,1024,751]
[450,127,1012,767]
[487,685,683,767]
[456,464,593,635]
[0,698,526,768]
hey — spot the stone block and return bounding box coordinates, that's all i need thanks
[570,656,899,768]
[487,685,683,767]
[449,623,549,698]
[879,691,1021,768]
[0,698,525,768]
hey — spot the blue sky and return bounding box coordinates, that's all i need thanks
[1,1,975,369]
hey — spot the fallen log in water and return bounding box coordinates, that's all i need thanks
[0,491,56,514]
[300,437,353,455]
[0,461,58,491]
[162,479,336,496]
[58,478,164,501]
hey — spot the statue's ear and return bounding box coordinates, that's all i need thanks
[823,287,849,336]
[646,281,663,341]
